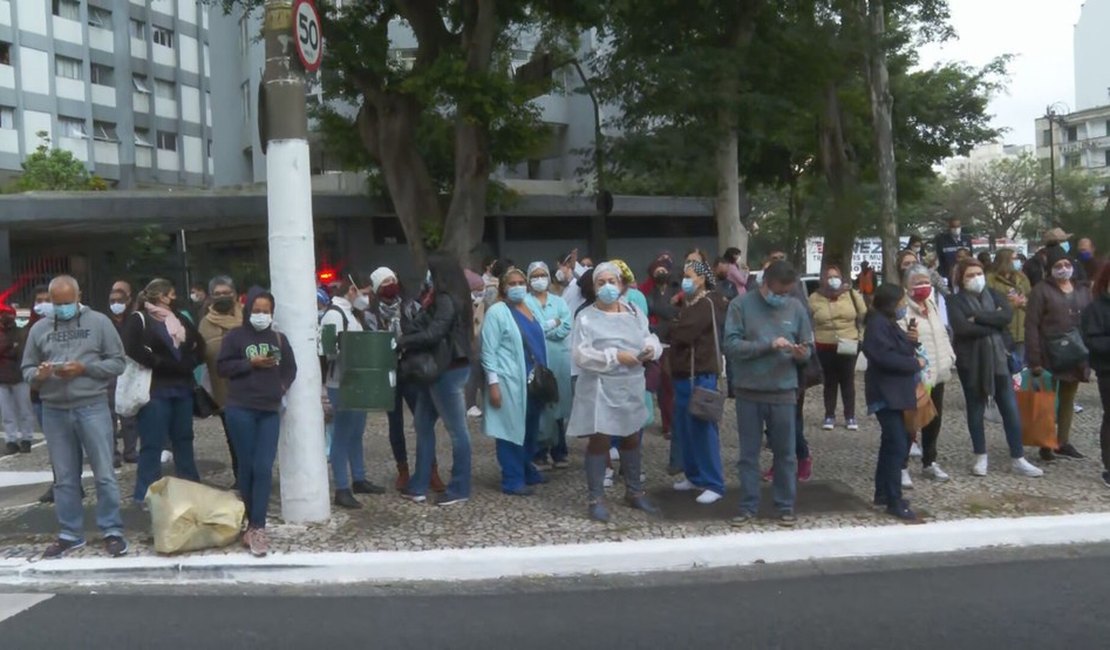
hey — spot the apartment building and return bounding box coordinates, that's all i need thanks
[0,0,213,188]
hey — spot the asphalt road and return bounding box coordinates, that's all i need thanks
[2,545,1108,649]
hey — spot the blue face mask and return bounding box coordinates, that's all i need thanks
[597,283,621,305]
[895,306,908,321]
[1012,259,1023,271]
[1079,250,1094,261]
[55,303,78,321]
[1060,241,1071,254]
[507,286,527,303]
[762,291,787,308]
[681,278,696,295]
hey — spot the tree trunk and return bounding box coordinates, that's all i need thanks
[866,0,899,283]
[715,124,748,263]
[443,118,492,266]
[357,97,442,266]
[818,82,861,274]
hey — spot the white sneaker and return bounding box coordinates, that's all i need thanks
[1011,457,1044,478]
[609,447,620,462]
[971,454,988,477]
[673,478,696,491]
[604,467,614,488]
[901,469,914,489]
[909,442,923,458]
[160,450,174,464]
[466,406,482,418]
[696,490,723,504]
[1074,403,1084,414]
[923,463,950,482]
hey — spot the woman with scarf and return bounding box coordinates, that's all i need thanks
[666,261,728,504]
[948,259,1044,478]
[525,262,573,470]
[987,248,1032,365]
[198,276,244,485]
[1026,246,1092,461]
[365,267,433,491]
[808,266,866,431]
[123,279,205,503]
[481,268,547,495]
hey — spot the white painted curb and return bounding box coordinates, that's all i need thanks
[2,513,1109,586]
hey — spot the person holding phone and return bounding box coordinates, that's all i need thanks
[568,262,662,522]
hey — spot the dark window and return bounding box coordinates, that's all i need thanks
[1065,153,1081,169]
[0,42,10,66]
[156,130,177,152]
[1067,125,1078,142]
[1105,150,1110,168]
[1041,129,1052,147]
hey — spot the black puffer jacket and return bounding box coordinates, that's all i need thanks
[1081,293,1110,376]
[400,291,472,364]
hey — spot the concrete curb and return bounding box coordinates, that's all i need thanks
[2,513,1109,586]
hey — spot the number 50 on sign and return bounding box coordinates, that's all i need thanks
[293,0,323,72]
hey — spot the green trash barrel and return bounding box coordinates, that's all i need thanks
[337,331,396,411]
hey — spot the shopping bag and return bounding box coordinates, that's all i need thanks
[114,357,151,417]
[903,383,938,432]
[1017,372,1058,449]
[146,477,245,554]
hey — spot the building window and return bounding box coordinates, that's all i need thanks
[134,128,153,147]
[0,42,11,66]
[239,15,251,55]
[55,56,83,80]
[88,7,112,28]
[132,75,151,93]
[130,19,145,40]
[52,0,80,21]
[1067,125,1078,143]
[1105,150,1110,168]
[241,82,250,126]
[1041,129,1052,148]
[1105,120,1110,138]
[1065,153,1081,169]
[154,79,175,99]
[207,139,213,157]
[59,116,87,139]
[93,121,118,142]
[0,106,14,130]
[156,130,177,152]
[90,64,113,86]
[153,26,174,49]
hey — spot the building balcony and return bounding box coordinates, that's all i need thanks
[154,97,178,120]
[93,140,119,166]
[136,146,152,168]
[0,128,17,154]
[52,17,83,45]
[156,149,179,172]
[0,0,10,26]
[133,92,150,114]
[55,77,85,102]
[90,27,114,53]
[58,136,88,162]
[92,85,116,107]
[0,64,13,89]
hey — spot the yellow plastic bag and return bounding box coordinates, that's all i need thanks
[146,477,245,554]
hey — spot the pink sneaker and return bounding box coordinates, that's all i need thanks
[761,467,773,482]
[798,457,813,482]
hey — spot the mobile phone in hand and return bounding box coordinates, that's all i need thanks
[908,318,918,329]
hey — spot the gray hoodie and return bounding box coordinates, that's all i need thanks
[21,305,126,408]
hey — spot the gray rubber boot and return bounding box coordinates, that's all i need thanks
[584,452,610,522]
[619,446,661,516]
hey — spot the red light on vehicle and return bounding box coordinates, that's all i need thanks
[317,268,337,284]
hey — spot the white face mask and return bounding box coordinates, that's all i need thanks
[250,313,273,331]
[950,227,961,237]
[827,277,842,290]
[109,303,127,315]
[530,277,550,293]
[352,294,371,311]
[33,303,53,317]
[964,275,986,293]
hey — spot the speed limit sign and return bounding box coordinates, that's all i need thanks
[292,0,322,72]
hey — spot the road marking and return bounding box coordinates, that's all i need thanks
[0,593,54,624]
[0,470,92,489]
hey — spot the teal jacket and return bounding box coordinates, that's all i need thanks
[525,292,573,426]
[480,302,528,445]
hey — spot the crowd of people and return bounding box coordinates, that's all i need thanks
[10,220,1110,558]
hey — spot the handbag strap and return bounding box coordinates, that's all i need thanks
[689,297,724,395]
[511,307,546,370]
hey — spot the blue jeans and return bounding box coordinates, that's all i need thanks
[42,401,124,542]
[387,381,420,464]
[874,409,909,505]
[225,406,280,528]
[496,397,543,492]
[135,394,199,502]
[409,366,472,498]
[737,397,797,515]
[327,387,368,490]
[673,376,726,495]
[958,368,1024,458]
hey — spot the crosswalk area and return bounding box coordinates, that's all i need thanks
[0,593,54,626]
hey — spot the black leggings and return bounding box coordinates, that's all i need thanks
[817,347,857,420]
[1098,376,1110,471]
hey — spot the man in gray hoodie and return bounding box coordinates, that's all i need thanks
[22,276,129,558]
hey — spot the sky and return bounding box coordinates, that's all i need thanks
[916,0,1088,147]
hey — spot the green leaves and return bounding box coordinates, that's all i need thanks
[13,132,102,192]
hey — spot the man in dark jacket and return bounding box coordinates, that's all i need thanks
[933,218,973,283]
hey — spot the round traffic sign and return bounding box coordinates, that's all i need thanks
[292,0,322,72]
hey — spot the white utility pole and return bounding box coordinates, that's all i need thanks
[262,0,329,523]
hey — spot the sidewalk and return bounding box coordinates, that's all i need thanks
[0,378,1107,580]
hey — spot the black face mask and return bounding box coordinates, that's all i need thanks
[212,297,235,313]
[654,273,669,283]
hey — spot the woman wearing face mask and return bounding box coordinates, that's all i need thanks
[216,288,297,557]
[569,262,662,522]
[665,261,728,504]
[863,284,923,521]
[0,308,35,457]
[1080,262,1110,487]
[808,266,866,431]
[397,253,474,506]
[644,256,680,451]
[1026,247,1092,461]
[480,268,547,495]
[948,260,1044,478]
[899,264,957,485]
[123,279,206,504]
[320,274,386,508]
[364,267,429,491]
[987,249,1032,366]
[198,276,243,485]
[524,262,573,470]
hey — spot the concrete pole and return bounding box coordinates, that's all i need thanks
[262,0,330,523]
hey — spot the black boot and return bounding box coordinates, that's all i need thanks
[39,486,54,503]
[334,489,362,509]
[352,480,386,495]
